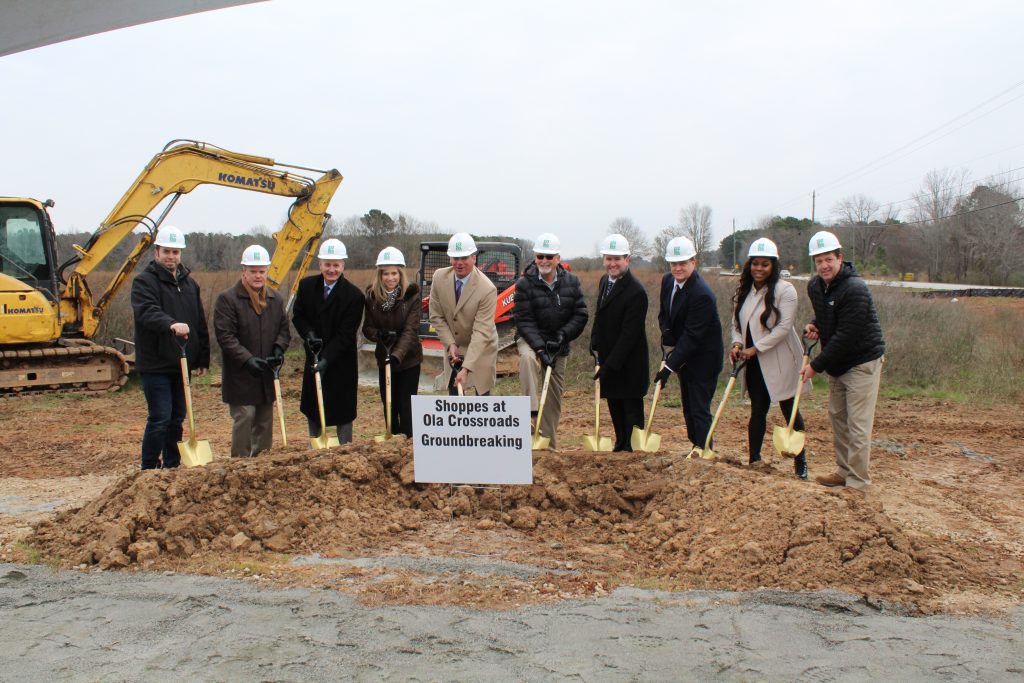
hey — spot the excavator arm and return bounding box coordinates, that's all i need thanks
[61,140,343,337]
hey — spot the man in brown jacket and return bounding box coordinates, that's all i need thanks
[428,232,498,395]
[213,245,291,457]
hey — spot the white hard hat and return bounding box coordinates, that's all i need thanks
[600,233,630,256]
[376,246,406,267]
[533,232,561,255]
[154,226,186,249]
[664,236,697,262]
[447,232,477,258]
[808,231,842,257]
[240,244,271,266]
[748,237,779,259]
[318,238,348,260]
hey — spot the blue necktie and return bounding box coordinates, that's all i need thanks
[604,279,614,298]
[323,284,331,301]
[455,279,463,303]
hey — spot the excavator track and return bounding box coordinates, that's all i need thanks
[0,340,130,396]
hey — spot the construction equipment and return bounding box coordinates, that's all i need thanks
[773,340,818,458]
[175,337,213,467]
[531,364,553,450]
[631,362,669,453]
[416,241,522,385]
[582,354,613,452]
[269,354,287,447]
[688,360,748,461]
[374,341,396,442]
[1,140,342,395]
[307,340,340,450]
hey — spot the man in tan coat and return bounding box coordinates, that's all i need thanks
[428,232,498,395]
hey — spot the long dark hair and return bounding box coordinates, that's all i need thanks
[733,257,782,333]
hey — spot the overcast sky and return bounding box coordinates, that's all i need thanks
[1,0,1021,257]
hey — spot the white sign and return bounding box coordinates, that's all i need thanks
[412,395,533,485]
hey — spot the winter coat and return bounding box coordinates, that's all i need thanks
[807,261,885,376]
[732,278,806,401]
[213,280,291,406]
[362,282,424,372]
[292,273,364,426]
[590,268,649,399]
[131,260,210,374]
[658,271,724,380]
[428,266,499,395]
[512,263,589,355]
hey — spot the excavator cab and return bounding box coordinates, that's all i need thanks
[0,199,59,296]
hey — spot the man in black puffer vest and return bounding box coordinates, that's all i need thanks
[513,232,589,449]
[130,226,210,470]
[800,231,885,495]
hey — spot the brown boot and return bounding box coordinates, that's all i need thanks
[815,472,846,487]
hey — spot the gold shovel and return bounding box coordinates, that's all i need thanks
[308,342,339,450]
[374,342,396,442]
[531,364,554,450]
[175,337,214,467]
[270,356,287,447]
[688,359,747,460]
[631,363,668,452]
[582,359,613,452]
[773,340,818,458]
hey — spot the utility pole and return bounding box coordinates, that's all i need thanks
[731,218,736,269]
[811,190,816,225]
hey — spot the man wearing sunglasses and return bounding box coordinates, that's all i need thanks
[512,233,588,449]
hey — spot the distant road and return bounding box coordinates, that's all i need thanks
[785,274,1024,296]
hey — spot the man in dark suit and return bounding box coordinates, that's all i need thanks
[589,233,649,451]
[655,236,724,454]
[292,238,364,442]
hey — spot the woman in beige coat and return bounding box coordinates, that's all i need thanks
[730,238,808,479]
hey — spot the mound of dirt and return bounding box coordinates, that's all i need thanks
[31,439,954,607]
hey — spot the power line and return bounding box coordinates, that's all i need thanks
[881,196,1022,229]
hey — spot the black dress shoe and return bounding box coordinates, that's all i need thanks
[794,454,808,480]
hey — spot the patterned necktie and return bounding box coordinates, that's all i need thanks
[604,278,614,299]
[455,279,463,303]
[323,284,331,301]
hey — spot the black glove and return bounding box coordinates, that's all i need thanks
[381,329,398,347]
[313,357,328,374]
[537,350,554,369]
[661,331,675,347]
[544,338,561,355]
[304,333,322,354]
[268,344,285,366]
[245,356,271,378]
[654,366,673,387]
[593,366,603,381]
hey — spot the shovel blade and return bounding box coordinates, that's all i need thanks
[582,435,614,452]
[310,426,340,450]
[772,426,805,458]
[178,439,214,467]
[373,433,394,443]
[686,446,718,461]
[630,426,661,453]
[532,435,551,451]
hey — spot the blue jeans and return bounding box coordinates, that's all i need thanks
[140,372,186,469]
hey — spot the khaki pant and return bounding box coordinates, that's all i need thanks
[229,403,274,457]
[518,338,567,448]
[827,357,883,491]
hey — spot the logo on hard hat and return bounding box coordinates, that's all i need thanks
[673,246,681,255]
[610,240,617,248]
[543,239,550,247]
[456,241,463,250]
[383,252,390,260]
[169,233,178,243]
[817,238,825,248]
[328,245,335,254]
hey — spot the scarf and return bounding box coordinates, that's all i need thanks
[381,287,400,312]
[241,278,267,315]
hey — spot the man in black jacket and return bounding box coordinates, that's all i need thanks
[655,236,724,455]
[293,238,364,442]
[513,232,589,448]
[590,233,649,451]
[800,231,885,495]
[130,226,210,469]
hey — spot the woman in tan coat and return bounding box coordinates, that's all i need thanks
[730,238,808,479]
[362,247,423,438]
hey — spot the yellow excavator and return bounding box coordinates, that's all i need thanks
[0,140,342,395]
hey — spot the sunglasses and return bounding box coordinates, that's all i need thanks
[535,253,557,260]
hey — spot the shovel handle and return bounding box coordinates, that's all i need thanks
[534,364,553,441]
[593,364,602,437]
[786,341,819,430]
[384,358,393,437]
[314,370,328,438]
[642,370,664,435]
[274,378,287,447]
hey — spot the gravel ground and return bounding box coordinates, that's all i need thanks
[1,563,1021,682]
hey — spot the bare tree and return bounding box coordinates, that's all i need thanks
[911,168,970,281]
[605,217,652,260]
[651,226,676,269]
[955,183,1024,284]
[677,203,714,263]
[830,194,895,265]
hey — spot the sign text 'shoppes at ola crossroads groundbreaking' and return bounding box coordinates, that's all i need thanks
[412,396,533,485]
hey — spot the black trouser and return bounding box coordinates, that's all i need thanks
[379,362,420,438]
[607,397,644,451]
[745,355,805,460]
[678,370,717,449]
